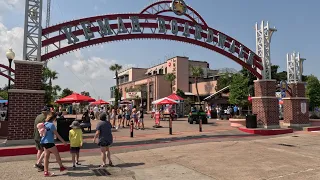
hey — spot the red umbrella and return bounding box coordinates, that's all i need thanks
[167,93,184,101]
[91,99,109,105]
[56,93,95,104]
[156,98,178,105]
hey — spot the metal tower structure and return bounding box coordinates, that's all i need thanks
[45,0,51,55]
[287,52,306,83]
[23,0,43,61]
[255,21,277,79]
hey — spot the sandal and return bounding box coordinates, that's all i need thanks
[44,171,55,177]
[99,164,107,168]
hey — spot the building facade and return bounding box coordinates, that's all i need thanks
[109,56,228,111]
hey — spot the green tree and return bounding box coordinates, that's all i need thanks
[109,64,122,107]
[42,67,59,104]
[239,68,255,96]
[216,72,233,91]
[306,75,320,110]
[228,73,249,113]
[176,89,186,98]
[164,73,176,93]
[81,91,90,97]
[60,88,73,98]
[190,66,203,103]
[0,91,8,100]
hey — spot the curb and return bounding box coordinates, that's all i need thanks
[238,127,293,135]
[0,134,254,157]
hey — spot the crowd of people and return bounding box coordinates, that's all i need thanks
[90,105,145,130]
[33,106,114,177]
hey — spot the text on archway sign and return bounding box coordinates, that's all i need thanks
[61,16,256,67]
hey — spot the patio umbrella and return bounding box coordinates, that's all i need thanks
[56,93,96,104]
[167,93,184,101]
[156,98,178,105]
[152,97,178,105]
[91,99,109,105]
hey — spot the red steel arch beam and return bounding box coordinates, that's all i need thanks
[139,0,208,27]
[42,14,262,66]
[42,34,261,79]
[0,72,14,82]
[0,64,15,74]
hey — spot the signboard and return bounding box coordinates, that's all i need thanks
[279,81,288,92]
[126,92,141,100]
[301,102,307,114]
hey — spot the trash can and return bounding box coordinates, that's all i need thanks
[56,118,75,141]
[210,110,217,119]
[246,114,257,128]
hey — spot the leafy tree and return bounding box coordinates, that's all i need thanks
[176,89,186,98]
[190,66,203,103]
[164,73,176,93]
[81,91,90,97]
[0,91,8,100]
[215,72,233,91]
[306,75,320,110]
[228,73,249,112]
[239,68,255,96]
[42,67,60,104]
[60,88,73,98]
[109,64,122,107]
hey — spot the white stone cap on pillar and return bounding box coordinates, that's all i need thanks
[8,89,45,94]
[251,96,278,99]
[254,79,276,82]
[282,97,309,100]
[14,60,44,66]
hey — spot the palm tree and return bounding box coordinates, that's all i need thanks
[164,73,176,93]
[43,68,58,87]
[190,66,204,103]
[109,64,122,106]
[52,85,61,101]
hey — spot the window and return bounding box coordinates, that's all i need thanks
[165,67,167,74]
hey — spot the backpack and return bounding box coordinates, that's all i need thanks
[37,122,46,137]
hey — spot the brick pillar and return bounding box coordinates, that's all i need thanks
[283,82,309,128]
[252,80,280,129]
[7,60,45,140]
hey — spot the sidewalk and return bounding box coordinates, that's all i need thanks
[1,133,320,179]
[0,118,251,156]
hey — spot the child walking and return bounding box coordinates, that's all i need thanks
[69,121,83,169]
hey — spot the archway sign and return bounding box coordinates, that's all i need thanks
[24,0,267,79]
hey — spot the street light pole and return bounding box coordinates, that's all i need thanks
[5,48,15,121]
[6,49,15,89]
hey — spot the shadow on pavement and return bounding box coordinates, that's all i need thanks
[115,162,145,168]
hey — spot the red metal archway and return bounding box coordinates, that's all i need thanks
[41,0,263,79]
[0,64,15,82]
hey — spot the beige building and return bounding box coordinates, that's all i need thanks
[109,56,227,111]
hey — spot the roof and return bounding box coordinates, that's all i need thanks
[203,86,230,101]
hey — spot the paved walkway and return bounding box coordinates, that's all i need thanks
[1,117,247,147]
[1,132,320,179]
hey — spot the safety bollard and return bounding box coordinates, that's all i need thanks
[199,116,202,132]
[169,116,173,135]
[130,120,134,138]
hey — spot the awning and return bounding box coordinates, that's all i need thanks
[204,86,230,101]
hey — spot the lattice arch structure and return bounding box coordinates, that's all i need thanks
[140,0,208,27]
[0,64,15,82]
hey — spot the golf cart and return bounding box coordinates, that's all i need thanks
[188,103,208,124]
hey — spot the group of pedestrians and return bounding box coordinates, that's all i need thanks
[93,105,145,130]
[33,106,114,177]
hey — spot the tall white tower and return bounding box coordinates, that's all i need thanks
[287,52,306,83]
[255,21,277,79]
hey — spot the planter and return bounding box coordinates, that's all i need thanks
[0,121,8,137]
[310,119,320,126]
[229,118,246,127]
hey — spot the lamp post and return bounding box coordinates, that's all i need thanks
[6,48,15,89]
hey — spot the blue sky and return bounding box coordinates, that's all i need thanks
[0,0,319,100]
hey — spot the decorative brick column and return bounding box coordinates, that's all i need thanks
[252,80,280,129]
[283,82,309,128]
[7,60,45,140]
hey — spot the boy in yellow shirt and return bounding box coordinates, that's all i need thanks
[69,121,83,169]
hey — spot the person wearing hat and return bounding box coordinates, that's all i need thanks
[33,106,49,171]
[93,112,113,167]
[69,120,83,169]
